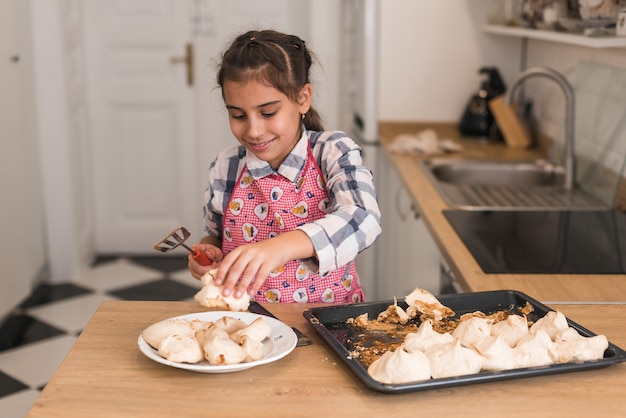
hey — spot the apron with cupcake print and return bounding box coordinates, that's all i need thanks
[222,144,364,303]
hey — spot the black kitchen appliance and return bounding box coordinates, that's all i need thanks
[459,67,506,138]
[444,210,626,274]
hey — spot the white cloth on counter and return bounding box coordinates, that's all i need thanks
[389,129,462,156]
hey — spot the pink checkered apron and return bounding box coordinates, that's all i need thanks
[222,145,364,303]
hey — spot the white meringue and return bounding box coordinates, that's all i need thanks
[530,310,569,339]
[377,298,410,324]
[194,269,251,311]
[368,345,432,384]
[157,334,204,364]
[403,320,454,353]
[142,318,195,349]
[474,335,518,371]
[240,335,265,362]
[490,315,529,348]
[213,316,248,334]
[452,316,493,348]
[514,329,558,368]
[230,317,272,344]
[426,340,483,379]
[404,288,454,321]
[554,327,608,363]
[200,326,246,365]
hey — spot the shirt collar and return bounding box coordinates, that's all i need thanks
[245,128,309,183]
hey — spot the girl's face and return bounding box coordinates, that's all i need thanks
[223,80,312,169]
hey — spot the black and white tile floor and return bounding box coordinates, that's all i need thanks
[0,256,198,418]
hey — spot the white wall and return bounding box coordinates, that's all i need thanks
[378,0,519,122]
[378,0,626,144]
[0,0,46,317]
[32,0,94,283]
[378,0,626,203]
[517,41,626,142]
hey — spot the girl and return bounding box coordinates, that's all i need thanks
[188,29,381,303]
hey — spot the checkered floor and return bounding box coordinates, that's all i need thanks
[0,256,198,418]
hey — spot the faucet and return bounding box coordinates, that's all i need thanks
[504,67,576,191]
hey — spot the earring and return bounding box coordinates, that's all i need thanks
[301,113,306,120]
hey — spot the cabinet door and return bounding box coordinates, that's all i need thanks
[376,152,441,299]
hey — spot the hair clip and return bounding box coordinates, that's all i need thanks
[250,36,256,41]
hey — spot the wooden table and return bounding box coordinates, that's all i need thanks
[27,301,626,417]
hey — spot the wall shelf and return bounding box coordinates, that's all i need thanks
[484,24,626,49]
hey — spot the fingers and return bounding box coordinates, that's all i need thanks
[188,245,223,280]
[216,248,258,298]
[187,257,217,280]
[216,245,277,299]
[191,244,223,263]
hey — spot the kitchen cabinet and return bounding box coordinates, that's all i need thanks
[374,150,441,299]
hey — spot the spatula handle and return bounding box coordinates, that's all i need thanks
[190,250,212,266]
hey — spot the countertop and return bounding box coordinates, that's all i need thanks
[26,301,626,417]
[379,121,626,302]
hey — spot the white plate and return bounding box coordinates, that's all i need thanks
[137,311,297,373]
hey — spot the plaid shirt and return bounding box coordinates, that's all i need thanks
[203,129,381,276]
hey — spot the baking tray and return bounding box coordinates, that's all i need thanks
[302,290,626,394]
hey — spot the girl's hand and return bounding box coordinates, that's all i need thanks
[188,244,223,280]
[214,230,315,299]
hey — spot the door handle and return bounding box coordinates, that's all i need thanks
[170,42,194,86]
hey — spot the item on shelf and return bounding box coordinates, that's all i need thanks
[578,0,620,36]
[557,16,587,32]
[504,0,528,26]
[617,0,626,35]
[539,0,570,30]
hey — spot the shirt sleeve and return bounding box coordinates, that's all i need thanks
[297,131,382,276]
[203,145,245,241]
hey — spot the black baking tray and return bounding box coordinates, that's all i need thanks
[302,290,626,394]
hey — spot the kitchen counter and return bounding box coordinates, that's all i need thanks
[26,301,626,417]
[379,122,626,302]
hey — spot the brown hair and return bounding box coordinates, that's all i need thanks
[217,29,324,131]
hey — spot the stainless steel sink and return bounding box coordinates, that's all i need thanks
[419,159,611,211]
[428,159,562,187]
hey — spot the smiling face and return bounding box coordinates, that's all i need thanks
[223,80,312,169]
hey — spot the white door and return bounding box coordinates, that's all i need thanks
[85,0,315,254]
[85,0,200,253]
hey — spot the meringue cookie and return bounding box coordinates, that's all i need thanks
[426,340,483,379]
[490,314,529,348]
[530,310,569,340]
[157,334,204,364]
[194,269,251,311]
[474,335,518,371]
[142,318,195,350]
[514,329,558,368]
[554,327,608,363]
[404,287,454,321]
[368,345,432,384]
[403,320,454,353]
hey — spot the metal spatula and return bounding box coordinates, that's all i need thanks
[153,226,211,265]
